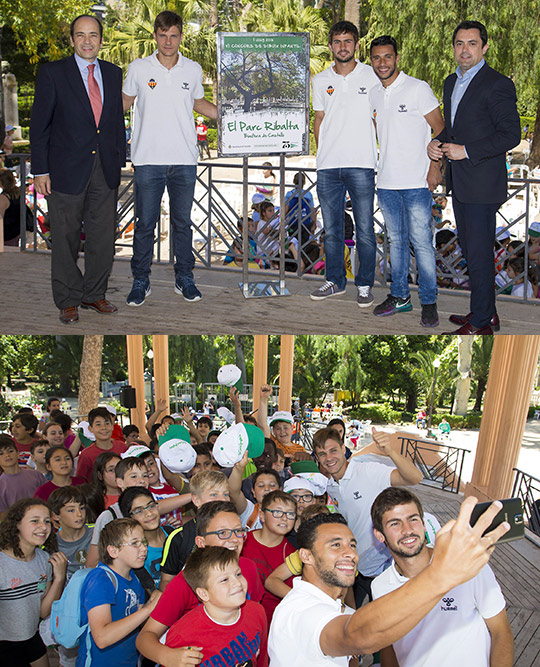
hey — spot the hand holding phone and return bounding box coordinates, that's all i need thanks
[469,497,524,544]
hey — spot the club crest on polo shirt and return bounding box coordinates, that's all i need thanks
[147,79,157,89]
[441,596,458,611]
[358,86,367,95]
[326,85,335,96]
[398,104,408,112]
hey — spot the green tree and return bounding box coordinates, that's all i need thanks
[330,336,366,409]
[471,335,494,411]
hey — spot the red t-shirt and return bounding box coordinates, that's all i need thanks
[151,556,263,628]
[75,440,127,481]
[33,477,85,501]
[196,124,208,141]
[149,483,184,526]
[165,600,268,667]
[241,531,295,623]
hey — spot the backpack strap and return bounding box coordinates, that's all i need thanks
[246,503,260,530]
[108,506,118,520]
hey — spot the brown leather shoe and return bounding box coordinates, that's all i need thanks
[442,321,494,335]
[81,299,118,314]
[449,312,500,331]
[59,306,79,324]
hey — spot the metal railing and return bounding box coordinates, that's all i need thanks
[512,467,540,537]
[9,152,540,304]
[398,436,470,494]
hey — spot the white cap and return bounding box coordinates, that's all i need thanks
[283,476,318,496]
[121,444,150,459]
[217,406,236,425]
[212,423,264,467]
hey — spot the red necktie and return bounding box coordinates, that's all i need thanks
[87,63,102,126]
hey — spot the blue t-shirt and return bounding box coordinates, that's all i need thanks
[144,527,168,588]
[76,563,144,667]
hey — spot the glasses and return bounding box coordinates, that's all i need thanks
[290,493,314,503]
[129,501,158,517]
[119,538,148,549]
[263,509,297,520]
[202,528,247,540]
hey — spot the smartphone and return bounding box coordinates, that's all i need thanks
[469,497,524,544]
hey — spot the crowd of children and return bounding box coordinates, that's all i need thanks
[0,387,507,667]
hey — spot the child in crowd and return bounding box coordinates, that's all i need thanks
[0,435,46,519]
[49,410,76,450]
[140,449,189,527]
[190,443,214,476]
[257,385,307,460]
[34,445,85,501]
[136,501,263,666]
[29,439,52,476]
[49,486,92,580]
[11,412,40,463]
[122,425,141,445]
[118,487,174,590]
[76,518,161,667]
[0,498,68,666]
[38,397,61,432]
[196,416,213,441]
[75,407,128,481]
[505,255,537,298]
[166,547,268,666]
[42,421,66,448]
[241,490,296,622]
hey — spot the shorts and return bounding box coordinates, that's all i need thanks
[0,631,47,665]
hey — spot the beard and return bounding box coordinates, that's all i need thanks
[314,554,355,588]
[334,52,355,64]
[390,533,426,559]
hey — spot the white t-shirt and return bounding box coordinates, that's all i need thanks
[372,555,505,667]
[312,61,378,170]
[268,578,353,667]
[326,458,394,576]
[90,502,122,546]
[369,71,439,189]
[123,51,204,165]
[238,498,262,531]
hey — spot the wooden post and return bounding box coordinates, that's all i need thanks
[465,335,540,501]
[278,335,295,412]
[152,335,170,414]
[252,335,268,416]
[126,335,146,432]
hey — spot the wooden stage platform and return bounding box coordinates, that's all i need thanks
[1,251,539,334]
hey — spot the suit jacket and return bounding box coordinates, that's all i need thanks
[30,55,126,195]
[436,63,520,204]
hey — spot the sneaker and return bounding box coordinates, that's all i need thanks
[126,279,151,307]
[373,294,412,316]
[175,275,202,302]
[421,303,439,328]
[310,280,346,300]
[356,285,374,308]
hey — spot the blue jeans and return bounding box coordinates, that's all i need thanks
[132,164,197,281]
[377,188,437,305]
[317,168,375,289]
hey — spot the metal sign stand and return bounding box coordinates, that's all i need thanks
[240,154,290,298]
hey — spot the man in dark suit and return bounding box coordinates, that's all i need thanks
[428,20,521,334]
[30,14,125,324]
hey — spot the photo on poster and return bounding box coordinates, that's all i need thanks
[217,32,310,157]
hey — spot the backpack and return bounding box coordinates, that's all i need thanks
[50,564,118,650]
[286,192,311,231]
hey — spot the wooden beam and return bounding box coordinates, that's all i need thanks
[152,335,170,415]
[126,335,146,432]
[252,335,268,416]
[278,335,295,412]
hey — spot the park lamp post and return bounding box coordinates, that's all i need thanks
[427,358,441,434]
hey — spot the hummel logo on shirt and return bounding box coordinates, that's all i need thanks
[358,87,367,94]
[441,597,458,611]
[182,82,190,90]
[353,491,362,500]
[398,104,408,112]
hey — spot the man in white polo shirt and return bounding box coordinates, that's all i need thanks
[369,35,444,327]
[122,11,216,306]
[310,21,379,307]
[371,487,513,666]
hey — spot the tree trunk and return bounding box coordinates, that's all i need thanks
[473,377,487,412]
[453,335,473,415]
[406,388,417,412]
[526,96,540,170]
[78,335,104,419]
[344,0,360,27]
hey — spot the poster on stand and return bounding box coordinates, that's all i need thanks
[217,32,310,157]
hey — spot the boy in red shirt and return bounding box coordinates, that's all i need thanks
[166,546,268,666]
[76,407,127,481]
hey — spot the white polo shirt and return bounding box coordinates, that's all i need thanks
[123,51,204,166]
[312,61,378,170]
[268,578,354,667]
[372,556,505,666]
[369,71,439,189]
[326,458,394,576]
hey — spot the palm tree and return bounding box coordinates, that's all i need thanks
[78,336,104,418]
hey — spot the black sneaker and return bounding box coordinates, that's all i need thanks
[373,294,412,316]
[421,303,439,328]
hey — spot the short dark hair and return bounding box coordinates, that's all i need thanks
[48,486,86,515]
[122,424,140,438]
[243,415,258,426]
[371,487,424,534]
[88,407,113,426]
[369,35,398,55]
[114,457,146,480]
[297,512,348,551]
[183,545,239,593]
[30,439,51,455]
[197,416,213,429]
[196,500,239,536]
[45,445,74,465]
[452,20,488,46]
[154,11,183,35]
[0,434,17,453]
[118,486,154,517]
[70,14,103,40]
[312,427,343,453]
[49,411,72,433]
[328,20,359,44]
[261,489,296,511]
[193,443,212,457]
[260,201,275,218]
[252,468,281,488]
[98,518,141,565]
[47,397,60,409]
[13,412,39,436]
